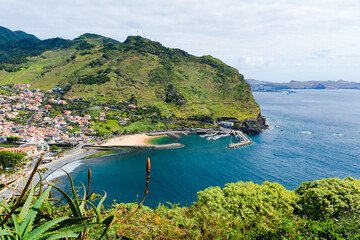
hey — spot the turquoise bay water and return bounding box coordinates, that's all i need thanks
[53,90,360,208]
[146,135,172,145]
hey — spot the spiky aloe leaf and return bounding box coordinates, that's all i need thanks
[49,184,81,218]
[26,216,69,240]
[20,187,51,237]
[99,215,115,239]
[76,199,100,222]
[0,230,14,239]
[89,192,107,223]
[85,188,96,200]
[79,182,87,214]
[97,192,107,214]
[18,184,34,223]
[60,168,80,208]
[10,214,20,235]
[0,199,7,215]
[57,222,99,233]
[40,223,99,240]
[21,216,33,239]
[3,203,20,239]
[56,216,94,228]
[42,232,78,240]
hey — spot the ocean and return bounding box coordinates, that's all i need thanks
[51,89,360,208]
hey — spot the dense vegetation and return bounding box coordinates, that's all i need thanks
[98,177,360,239]
[3,174,360,239]
[1,154,359,239]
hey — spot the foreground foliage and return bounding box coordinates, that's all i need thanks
[0,156,115,239]
[95,177,360,239]
[0,157,152,239]
[1,157,359,240]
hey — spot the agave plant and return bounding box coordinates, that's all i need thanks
[0,185,98,239]
[0,156,114,239]
[0,156,151,239]
[48,168,114,239]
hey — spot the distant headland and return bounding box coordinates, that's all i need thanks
[246,79,360,92]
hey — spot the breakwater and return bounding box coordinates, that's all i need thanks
[228,130,254,148]
[151,128,253,149]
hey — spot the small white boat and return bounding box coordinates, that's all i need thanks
[200,133,217,138]
[206,133,230,141]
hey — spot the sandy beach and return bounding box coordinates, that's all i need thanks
[101,133,167,146]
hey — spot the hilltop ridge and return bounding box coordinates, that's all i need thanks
[0,26,38,43]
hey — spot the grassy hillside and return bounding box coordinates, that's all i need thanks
[0,33,261,123]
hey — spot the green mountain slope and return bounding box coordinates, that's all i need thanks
[0,30,264,128]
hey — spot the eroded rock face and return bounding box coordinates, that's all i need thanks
[233,114,268,135]
[165,84,187,105]
[256,114,268,129]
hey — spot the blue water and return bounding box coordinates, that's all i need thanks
[53,90,360,208]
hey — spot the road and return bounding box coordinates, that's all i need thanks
[26,111,36,128]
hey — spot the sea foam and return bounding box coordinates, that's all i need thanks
[299,131,314,134]
[46,161,83,181]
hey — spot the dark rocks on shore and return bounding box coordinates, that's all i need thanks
[233,114,268,135]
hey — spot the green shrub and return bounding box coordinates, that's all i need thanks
[0,151,25,169]
[194,181,299,239]
[76,40,96,50]
[78,73,110,85]
[299,212,360,239]
[295,177,360,220]
[197,181,297,220]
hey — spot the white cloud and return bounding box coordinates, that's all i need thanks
[1,0,360,82]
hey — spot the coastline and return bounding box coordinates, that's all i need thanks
[40,149,98,180]
[1,128,246,199]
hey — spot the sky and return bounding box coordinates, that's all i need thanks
[1,0,360,82]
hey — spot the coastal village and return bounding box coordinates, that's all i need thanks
[0,84,98,167]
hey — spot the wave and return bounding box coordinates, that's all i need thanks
[332,133,344,136]
[45,160,83,181]
[299,131,314,134]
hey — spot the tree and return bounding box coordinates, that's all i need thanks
[0,151,25,170]
[128,94,137,105]
[6,136,20,144]
[50,145,60,151]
